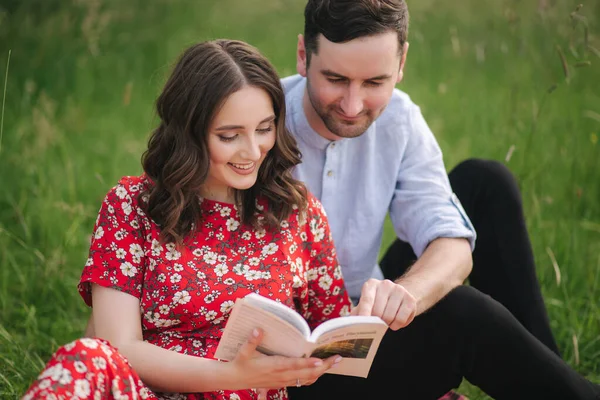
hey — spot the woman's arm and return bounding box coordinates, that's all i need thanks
[83,313,95,337]
[92,284,337,393]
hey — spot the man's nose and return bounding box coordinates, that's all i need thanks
[339,86,363,117]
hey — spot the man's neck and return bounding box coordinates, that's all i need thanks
[302,88,339,142]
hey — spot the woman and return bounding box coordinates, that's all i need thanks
[23,39,351,400]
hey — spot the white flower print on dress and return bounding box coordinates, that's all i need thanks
[233,263,248,275]
[166,245,181,261]
[226,218,240,231]
[74,379,91,398]
[115,186,128,199]
[121,201,132,216]
[214,264,228,277]
[245,270,262,281]
[262,243,278,256]
[249,257,260,266]
[94,226,104,240]
[80,338,99,349]
[151,239,162,256]
[307,269,318,281]
[114,229,126,241]
[159,305,170,315]
[220,207,232,217]
[73,361,87,374]
[255,229,266,239]
[242,231,252,240]
[319,275,333,290]
[205,310,217,321]
[91,357,106,370]
[173,263,184,272]
[220,300,235,314]
[120,262,137,277]
[173,290,191,305]
[203,251,218,265]
[129,243,144,258]
[115,248,127,259]
[223,277,235,285]
[37,379,51,390]
[170,274,182,284]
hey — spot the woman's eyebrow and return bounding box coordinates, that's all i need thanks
[214,115,275,131]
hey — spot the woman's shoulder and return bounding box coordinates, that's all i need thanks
[104,175,150,201]
[99,175,152,217]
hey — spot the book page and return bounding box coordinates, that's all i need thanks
[245,293,310,338]
[307,318,388,378]
[214,298,310,361]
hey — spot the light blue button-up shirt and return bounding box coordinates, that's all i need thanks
[282,75,476,300]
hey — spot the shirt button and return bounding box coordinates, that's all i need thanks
[327,170,333,177]
[330,143,336,149]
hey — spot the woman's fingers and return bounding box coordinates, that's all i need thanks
[235,328,263,361]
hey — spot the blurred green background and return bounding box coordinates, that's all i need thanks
[0,0,598,398]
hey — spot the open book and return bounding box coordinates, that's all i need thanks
[214,293,388,378]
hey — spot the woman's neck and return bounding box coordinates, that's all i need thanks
[199,185,235,204]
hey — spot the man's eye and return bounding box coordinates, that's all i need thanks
[327,78,344,84]
[365,81,383,87]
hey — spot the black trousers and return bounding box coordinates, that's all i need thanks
[288,159,599,399]
[381,158,560,356]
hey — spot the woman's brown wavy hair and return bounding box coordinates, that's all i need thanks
[140,39,306,245]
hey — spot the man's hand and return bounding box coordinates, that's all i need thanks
[351,279,417,331]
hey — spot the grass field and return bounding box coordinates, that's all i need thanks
[0,0,599,398]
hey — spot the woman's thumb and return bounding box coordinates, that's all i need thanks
[236,328,262,360]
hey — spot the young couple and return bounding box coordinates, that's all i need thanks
[24,1,600,399]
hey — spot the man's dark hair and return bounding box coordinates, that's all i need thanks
[304,0,409,64]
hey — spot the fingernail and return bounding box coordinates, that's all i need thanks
[334,356,343,364]
[252,328,259,337]
[313,360,323,367]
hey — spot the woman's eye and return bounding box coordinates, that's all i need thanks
[218,135,237,142]
[256,126,273,134]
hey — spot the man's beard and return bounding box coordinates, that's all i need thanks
[306,82,375,139]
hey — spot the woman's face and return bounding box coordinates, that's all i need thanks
[202,85,277,203]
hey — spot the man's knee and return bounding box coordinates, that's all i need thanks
[432,285,501,323]
[451,158,523,208]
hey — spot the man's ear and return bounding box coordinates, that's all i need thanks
[397,42,409,83]
[297,34,308,77]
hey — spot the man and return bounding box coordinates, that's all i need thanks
[284,0,599,398]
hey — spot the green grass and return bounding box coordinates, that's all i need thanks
[0,0,599,398]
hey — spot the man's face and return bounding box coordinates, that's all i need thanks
[297,31,407,140]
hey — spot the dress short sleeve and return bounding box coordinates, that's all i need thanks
[78,177,147,307]
[301,194,352,330]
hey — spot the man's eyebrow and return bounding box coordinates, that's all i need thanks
[214,115,275,131]
[320,69,391,81]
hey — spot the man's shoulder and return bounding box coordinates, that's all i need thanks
[280,74,304,95]
[372,88,419,137]
[380,88,416,120]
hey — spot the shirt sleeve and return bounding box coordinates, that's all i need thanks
[389,104,476,257]
[78,178,147,307]
[300,194,352,330]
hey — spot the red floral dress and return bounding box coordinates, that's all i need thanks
[24,175,351,400]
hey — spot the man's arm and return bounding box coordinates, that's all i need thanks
[396,237,472,315]
[353,101,475,330]
[352,237,471,330]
